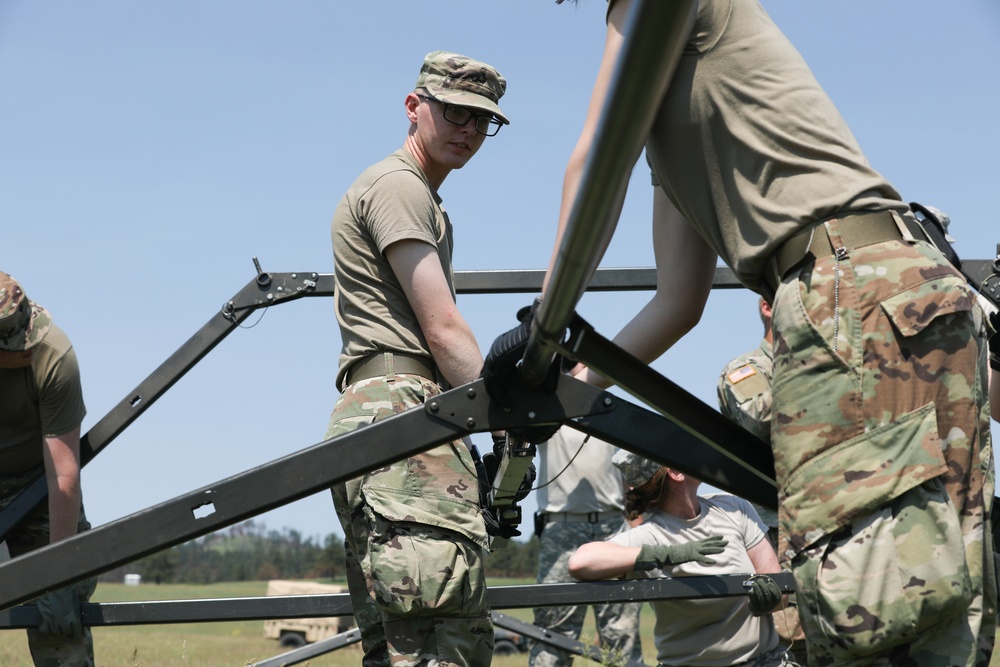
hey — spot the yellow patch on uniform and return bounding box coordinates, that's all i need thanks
[728,365,757,384]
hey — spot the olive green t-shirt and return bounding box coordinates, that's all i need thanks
[646,0,908,293]
[0,324,86,475]
[332,149,453,389]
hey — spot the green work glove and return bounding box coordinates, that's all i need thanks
[747,574,783,616]
[634,535,728,571]
[36,586,83,638]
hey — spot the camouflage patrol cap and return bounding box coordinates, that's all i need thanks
[415,51,509,125]
[611,448,662,489]
[0,272,52,352]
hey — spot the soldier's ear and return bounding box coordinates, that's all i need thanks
[404,92,422,123]
[759,298,772,320]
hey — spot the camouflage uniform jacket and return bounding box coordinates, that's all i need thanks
[717,338,772,445]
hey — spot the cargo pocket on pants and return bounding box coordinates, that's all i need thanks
[780,402,948,550]
[365,488,488,619]
[805,477,972,656]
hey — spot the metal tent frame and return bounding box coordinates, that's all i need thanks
[2,1,997,664]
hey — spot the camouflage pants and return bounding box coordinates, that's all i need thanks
[325,375,493,667]
[0,471,96,667]
[529,517,642,667]
[770,229,995,666]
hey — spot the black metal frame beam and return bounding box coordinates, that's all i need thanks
[4,575,797,666]
[489,611,649,667]
[565,404,774,509]
[0,574,796,628]
[452,265,743,295]
[250,628,362,667]
[1,575,791,666]
[0,572,795,667]
[0,575,796,666]
[559,315,776,494]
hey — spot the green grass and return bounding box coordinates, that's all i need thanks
[2,580,999,666]
[0,581,336,667]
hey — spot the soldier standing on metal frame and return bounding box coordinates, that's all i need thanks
[515,0,996,663]
[324,51,510,666]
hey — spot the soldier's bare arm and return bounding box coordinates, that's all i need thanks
[573,187,716,387]
[385,238,484,387]
[41,426,82,544]
[567,541,641,580]
[746,534,780,577]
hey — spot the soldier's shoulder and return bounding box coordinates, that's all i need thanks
[718,354,770,404]
[723,360,760,385]
[720,345,770,385]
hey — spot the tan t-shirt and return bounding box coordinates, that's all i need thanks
[0,324,86,476]
[646,0,908,293]
[612,495,776,666]
[332,149,454,389]
[537,427,626,514]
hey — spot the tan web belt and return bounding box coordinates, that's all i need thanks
[344,351,437,388]
[763,209,928,301]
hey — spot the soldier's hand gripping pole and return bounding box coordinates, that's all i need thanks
[480,433,537,552]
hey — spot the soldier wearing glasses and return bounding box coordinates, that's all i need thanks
[324,51,508,666]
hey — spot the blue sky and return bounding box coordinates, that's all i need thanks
[2,1,998,543]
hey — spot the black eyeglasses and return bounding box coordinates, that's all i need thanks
[417,94,503,137]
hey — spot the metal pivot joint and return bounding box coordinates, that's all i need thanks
[222,258,320,322]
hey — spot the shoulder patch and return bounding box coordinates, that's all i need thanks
[727,365,757,384]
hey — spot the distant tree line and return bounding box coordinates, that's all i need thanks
[100,520,345,584]
[484,535,539,579]
[101,520,539,584]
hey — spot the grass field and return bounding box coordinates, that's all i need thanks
[2,579,999,666]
